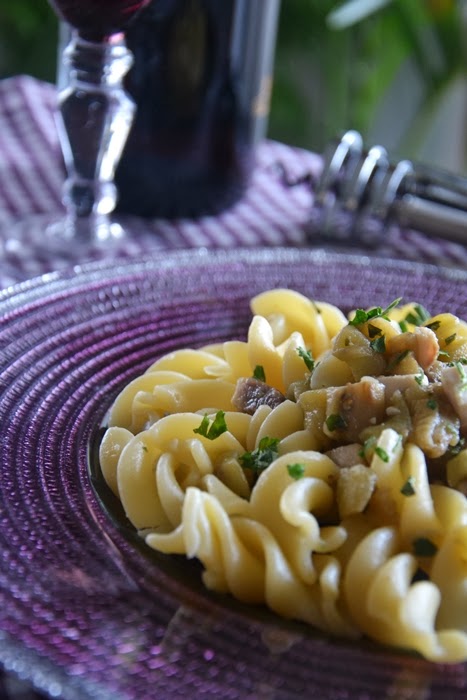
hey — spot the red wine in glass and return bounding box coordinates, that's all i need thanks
[48,0,151,38]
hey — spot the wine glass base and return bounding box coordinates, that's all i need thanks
[43,212,126,244]
[0,211,156,284]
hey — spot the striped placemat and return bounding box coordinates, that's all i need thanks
[1,75,466,290]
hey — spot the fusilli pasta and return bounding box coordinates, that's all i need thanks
[100,290,467,663]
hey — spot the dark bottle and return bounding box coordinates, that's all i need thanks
[115,0,281,219]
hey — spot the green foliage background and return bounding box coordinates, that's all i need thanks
[0,3,58,83]
[270,0,467,168]
[1,1,466,170]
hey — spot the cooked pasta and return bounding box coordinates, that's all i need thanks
[100,290,467,663]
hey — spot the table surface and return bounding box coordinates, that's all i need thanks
[0,74,466,700]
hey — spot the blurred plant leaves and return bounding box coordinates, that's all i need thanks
[0,2,58,80]
[269,0,466,170]
[2,3,51,36]
[327,0,394,29]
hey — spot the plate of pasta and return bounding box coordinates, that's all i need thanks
[1,247,467,700]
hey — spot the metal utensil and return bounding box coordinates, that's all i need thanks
[306,130,467,246]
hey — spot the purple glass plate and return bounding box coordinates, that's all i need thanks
[1,248,467,700]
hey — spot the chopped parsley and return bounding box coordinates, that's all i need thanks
[253,365,266,382]
[359,436,377,459]
[349,308,369,326]
[426,397,437,410]
[193,410,228,440]
[297,346,315,372]
[413,537,438,557]
[445,333,457,346]
[374,446,389,463]
[325,414,347,432]
[287,463,306,480]
[449,438,465,456]
[370,335,386,353]
[368,323,382,339]
[349,298,402,327]
[455,361,467,389]
[240,436,280,473]
[400,476,416,497]
[414,368,425,386]
[425,320,441,332]
[386,350,410,372]
[404,304,431,327]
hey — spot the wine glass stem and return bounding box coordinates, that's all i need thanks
[56,30,135,230]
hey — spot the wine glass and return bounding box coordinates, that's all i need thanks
[51,0,154,239]
[2,0,152,272]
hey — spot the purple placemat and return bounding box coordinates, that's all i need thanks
[0,75,466,292]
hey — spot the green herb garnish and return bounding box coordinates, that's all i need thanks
[297,347,315,372]
[370,335,386,353]
[445,333,457,346]
[350,308,369,326]
[400,476,416,497]
[368,323,382,339]
[253,365,266,382]
[455,361,467,389]
[374,446,389,462]
[426,397,437,410]
[193,410,228,440]
[287,463,306,480]
[349,298,402,327]
[240,436,280,473]
[404,304,431,327]
[382,298,403,316]
[359,436,377,460]
[449,438,465,457]
[413,538,438,557]
[425,320,441,332]
[414,368,425,385]
[386,349,410,372]
[325,414,347,432]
